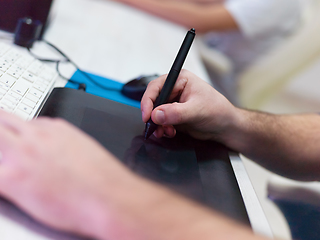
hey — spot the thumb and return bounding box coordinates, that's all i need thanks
[151,102,191,126]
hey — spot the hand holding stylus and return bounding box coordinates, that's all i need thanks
[144,28,196,139]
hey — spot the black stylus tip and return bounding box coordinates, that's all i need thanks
[144,120,158,140]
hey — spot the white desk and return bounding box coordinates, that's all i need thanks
[44,0,210,84]
[0,0,272,239]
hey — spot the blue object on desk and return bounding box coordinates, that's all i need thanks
[65,70,141,109]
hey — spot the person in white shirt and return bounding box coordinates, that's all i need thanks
[205,0,302,73]
[111,0,303,103]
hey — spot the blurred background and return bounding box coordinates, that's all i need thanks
[235,1,320,239]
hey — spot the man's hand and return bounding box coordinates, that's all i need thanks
[0,111,140,238]
[141,69,237,141]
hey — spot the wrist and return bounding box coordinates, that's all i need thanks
[219,107,273,153]
[215,107,248,148]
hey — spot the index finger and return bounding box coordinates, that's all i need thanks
[140,74,167,123]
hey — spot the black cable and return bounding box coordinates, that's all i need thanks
[27,39,119,91]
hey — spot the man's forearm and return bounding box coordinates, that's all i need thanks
[117,0,238,32]
[94,174,268,240]
[222,109,320,181]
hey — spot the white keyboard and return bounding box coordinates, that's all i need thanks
[0,42,58,120]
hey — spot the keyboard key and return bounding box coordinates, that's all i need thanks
[25,93,39,103]
[40,69,56,81]
[36,78,48,86]
[0,74,16,87]
[0,88,6,95]
[33,84,47,92]
[7,67,23,79]
[4,95,20,105]
[0,82,10,91]
[27,61,43,75]
[18,103,33,115]
[10,64,24,73]
[0,104,12,113]
[11,81,30,96]
[29,88,42,99]
[3,50,21,63]
[21,98,36,108]
[7,91,22,100]
[22,72,36,83]
[15,56,34,69]
[1,99,16,109]
[0,60,10,72]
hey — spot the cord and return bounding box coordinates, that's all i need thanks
[27,39,119,91]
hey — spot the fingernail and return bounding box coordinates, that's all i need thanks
[155,110,165,124]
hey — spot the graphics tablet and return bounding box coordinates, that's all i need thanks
[39,88,250,225]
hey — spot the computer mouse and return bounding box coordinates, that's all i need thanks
[121,74,159,101]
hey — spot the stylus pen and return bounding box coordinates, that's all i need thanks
[144,28,196,140]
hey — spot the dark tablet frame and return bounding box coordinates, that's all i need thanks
[39,87,250,225]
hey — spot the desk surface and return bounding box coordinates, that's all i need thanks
[0,0,272,239]
[45,0,210,84]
